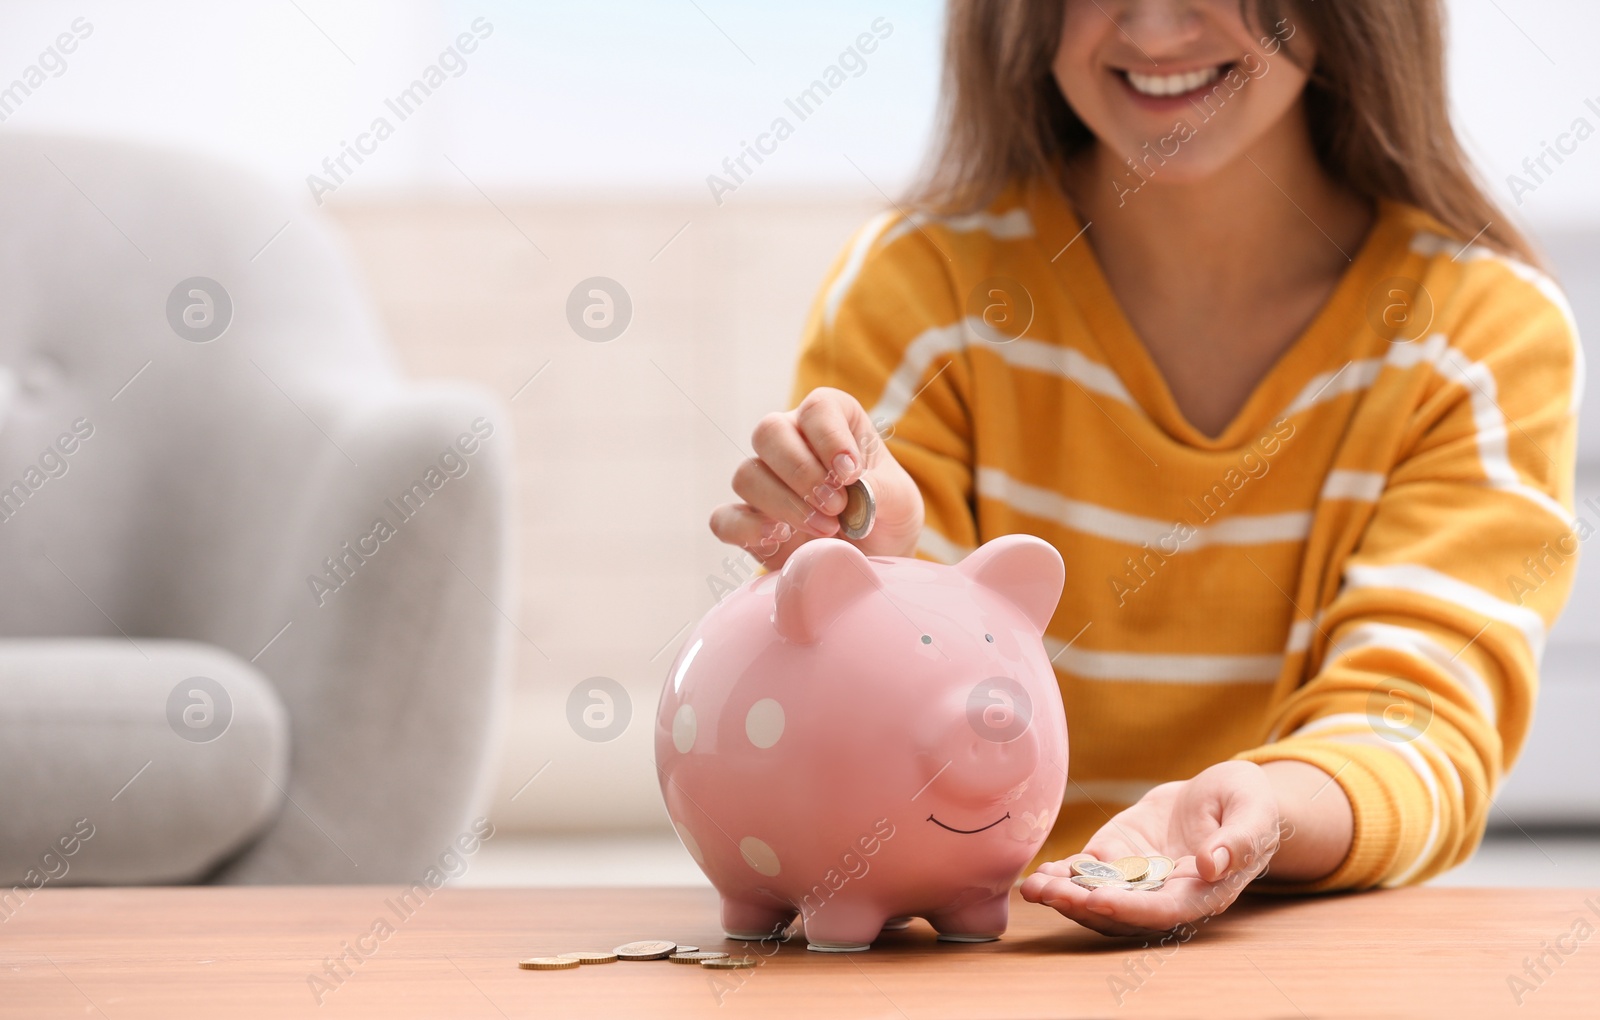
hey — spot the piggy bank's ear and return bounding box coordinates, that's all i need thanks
[957,534,1064,635]
[772,539,883,644]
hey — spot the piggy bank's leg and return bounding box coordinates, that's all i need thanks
[801,902,887,953]
[721,898,797,942]
[928,893,1009,943]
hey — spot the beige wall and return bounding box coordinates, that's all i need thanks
[329,196,880,832]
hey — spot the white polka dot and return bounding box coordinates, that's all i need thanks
[672,704,697,754]
[739,836,781,876]
[673,821,704,865]
[745,698,785,749]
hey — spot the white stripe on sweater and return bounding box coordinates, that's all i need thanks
[915,526,971,565]
[979,467,1310,549]
[1410,231,1585,411]
[1324,622,1497,725]
[1044,636,1282,683]
[869,323,1135,429]
[879,207,1035,249]
[823,211,897,328]
[1342,562,1546,664]
[1320,470,1387,502]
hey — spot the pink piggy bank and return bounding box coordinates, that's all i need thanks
[655,535,1067,952]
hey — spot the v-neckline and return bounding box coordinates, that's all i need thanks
[1028,178,1408,452]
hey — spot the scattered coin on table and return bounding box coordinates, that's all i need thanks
[519,957,580,970]
[614,940,678,960]
[700,957,757,969]
[557,951,618,964]
[670,951,729,964]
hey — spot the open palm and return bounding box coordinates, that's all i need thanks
[1020,761,1285,937]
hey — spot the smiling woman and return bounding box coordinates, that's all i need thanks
[713,0,1582,941]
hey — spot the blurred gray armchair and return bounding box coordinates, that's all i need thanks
[0,134,512,885]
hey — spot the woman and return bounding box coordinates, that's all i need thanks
[709,0,1581,936]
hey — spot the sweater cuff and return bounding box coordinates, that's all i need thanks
[1234,740,1403,893]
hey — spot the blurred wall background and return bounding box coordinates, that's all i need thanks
[2,0,1595,834]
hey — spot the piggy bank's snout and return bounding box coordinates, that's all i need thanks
[923,693,1042,806]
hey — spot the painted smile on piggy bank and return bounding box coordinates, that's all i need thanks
[656,534,1069,952]
[927,813,1011,834]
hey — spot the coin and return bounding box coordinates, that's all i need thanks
[519,956,580,970]
[614,940,677,960]
[671,951,729,964]
[1071,874,1131,890]
[673,945,700,954]
[1111,855,1150,881]
[557,951,618,964]
[1143,855,1176,882]
[840,478,876,540]
[1069,859,1125,881]
[1126,880,1166,891]
[700,957,757,969]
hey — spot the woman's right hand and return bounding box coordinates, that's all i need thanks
[709,387,925,570]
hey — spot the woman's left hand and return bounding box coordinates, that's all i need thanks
[1019,761,1285,937]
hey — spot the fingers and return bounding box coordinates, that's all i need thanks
[707,503,812,570]
[1070,876,1224,933]
[1032,854,1092,878]
[751,389,871,524]
[793,387,871,484]
[1020,872,1169,938]
[1198,781,1281,884]
[717,387,921,560]
[1036,874,1237,936]
[731,458,838,539]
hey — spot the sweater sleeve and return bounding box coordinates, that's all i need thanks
[1235,268,1582,891]
[789,214,980,562]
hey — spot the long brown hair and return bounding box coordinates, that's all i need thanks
[912,0,1539,264]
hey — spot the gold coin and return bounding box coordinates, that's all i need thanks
[1070,874,1131,890]
[1126,880,1165,891]
[840,478,876,540]
[1069,859,1125,881]
[557,951,618,964]
[1142,856,1176,882]
[614,940,677,960]
[519,957,580,970]
[1111,855,1150,881]
[700,957,757,969]
[670,951,729,964]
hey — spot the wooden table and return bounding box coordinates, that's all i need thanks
[3,885,1597,1018]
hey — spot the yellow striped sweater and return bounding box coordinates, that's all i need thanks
[790,179,1582,890]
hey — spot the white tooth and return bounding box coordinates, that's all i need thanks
[1126,65,1221,97]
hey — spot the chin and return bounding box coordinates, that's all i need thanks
[1105,134,1243,189]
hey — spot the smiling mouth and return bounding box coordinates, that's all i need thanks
[1117,63,1230,100]
[927,813,1010,835]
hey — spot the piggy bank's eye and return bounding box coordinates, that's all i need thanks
[920,634,932,645]
[984,633,994,643]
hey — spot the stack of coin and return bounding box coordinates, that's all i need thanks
[1068,854,1175,891]
[520,941,755,972]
